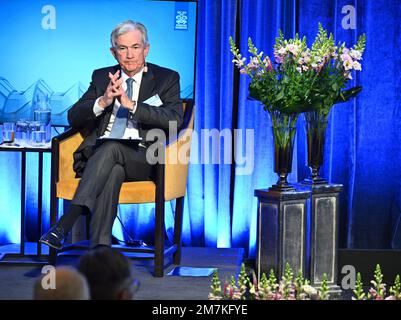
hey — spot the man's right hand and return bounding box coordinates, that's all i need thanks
[98,70,123,108]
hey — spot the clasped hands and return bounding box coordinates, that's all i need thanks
[98,70,135,110]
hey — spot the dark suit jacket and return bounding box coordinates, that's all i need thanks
[69,63,183,176]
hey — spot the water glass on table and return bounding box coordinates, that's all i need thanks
[15,120,30,146]
[28,121,47,147]
[3,122,16,144]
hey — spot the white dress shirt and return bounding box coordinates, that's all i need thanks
[93,69,143,139]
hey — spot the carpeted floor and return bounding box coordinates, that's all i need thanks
[0,245,244,300]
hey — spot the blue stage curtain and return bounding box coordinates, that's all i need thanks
[231,0,297,257]
[298,0,401,249]
[184,0,238,248]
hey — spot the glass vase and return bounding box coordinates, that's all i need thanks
[303,111,329,185]
[269,111,298,191]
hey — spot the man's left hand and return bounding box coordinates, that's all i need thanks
[109,77,135,111]
[119,92,135,111]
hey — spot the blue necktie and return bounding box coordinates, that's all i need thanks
[109,78,134,138]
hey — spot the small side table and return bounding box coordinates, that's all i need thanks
[0,144,51,265]
[254,188,310,281]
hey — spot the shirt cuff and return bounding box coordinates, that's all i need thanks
[93,97,105,117]
[129,101,137,115]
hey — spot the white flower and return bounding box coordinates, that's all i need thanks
[302,285,318,296]
[343,59,353,70]
[303,55,311,63]
[278,47,286,55]
[353,60,362,71]
[350,49,362,60]
[232,57,246,68]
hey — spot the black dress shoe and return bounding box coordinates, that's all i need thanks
[39,225,65,250]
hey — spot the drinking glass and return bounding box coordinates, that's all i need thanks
[3,122,15,144]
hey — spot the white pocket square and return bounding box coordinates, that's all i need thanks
[144,94,163,107]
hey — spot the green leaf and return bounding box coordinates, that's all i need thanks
[335,86,362,103]
[275,90,285,102]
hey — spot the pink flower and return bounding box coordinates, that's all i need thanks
[263,56,273,71]
[286,44,299,56]
[340,53,352,63]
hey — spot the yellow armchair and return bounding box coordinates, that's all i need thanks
[49,100,194,277]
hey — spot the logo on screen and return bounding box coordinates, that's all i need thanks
[175,10,188,30]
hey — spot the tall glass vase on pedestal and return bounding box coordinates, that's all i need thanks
[302,111,328,185]
[269,111,298,192]
[255,110,310,281]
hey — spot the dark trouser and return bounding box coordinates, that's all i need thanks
[66,141,153,247]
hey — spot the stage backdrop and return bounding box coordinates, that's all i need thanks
[0,0,400,256]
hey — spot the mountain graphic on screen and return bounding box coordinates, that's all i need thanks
[0,77,193,126]
[0,77,87,126]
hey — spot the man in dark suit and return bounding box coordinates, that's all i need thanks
[40,20,183,249]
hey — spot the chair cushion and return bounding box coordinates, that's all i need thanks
[57,179,156,204]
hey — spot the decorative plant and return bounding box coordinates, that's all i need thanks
[319,273,330,300]
[230,32,317,128]
[307,23,366,118]
[229,23,366,122]
[208,270,222,300]
[211,263,400,301]
[352,272,366,300]
[209,263,322,300]
[369,264,386,300]
[388,275,401,300]
[351,264,401,300]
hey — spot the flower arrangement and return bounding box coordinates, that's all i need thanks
[230,24,366,186]
[229,23,366,119]
[209,263,401,300]
[353,264,401,300]
[209,263,328,300]
[230,31,317,129]
[307,24,366,118]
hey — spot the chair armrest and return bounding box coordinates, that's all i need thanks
[52,128,84,182]
[52,128,79,144]
[163,104,195,200]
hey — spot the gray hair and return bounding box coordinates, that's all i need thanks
[110,20,149,48]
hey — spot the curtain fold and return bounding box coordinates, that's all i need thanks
[298,0,401,249]
[184,0,238,248]
[231,0,297,257]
